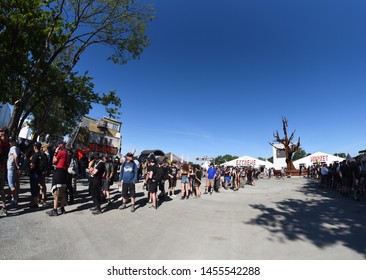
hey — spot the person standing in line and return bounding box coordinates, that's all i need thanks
[88,154,105,214]
[0,127,10,216]
[29,142,42,209]
[180,163,190,199]
[145,157,159,209]
[188,164,195,196]
[167,161,178,197]
[46,141,68,216]
[205,163,216,195]
[194,165,202,198]
[7,137,21,208]
[38,144,50,207]
[118,152,138,212]
[102,155,114,206]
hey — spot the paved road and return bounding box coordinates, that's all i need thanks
[1,175,365,260]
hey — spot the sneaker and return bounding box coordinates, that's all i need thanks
[46,209,58,217]
[180,196,185,200]
[119,204,126,210]
[38,201,46,207]
[89,206,98,211]
[172,194,176,198]
[0,208,7,216]
[130,205,135,212]
[92,209,101,215]
[58,207,66,215]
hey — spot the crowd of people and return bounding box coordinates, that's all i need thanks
[311,159,366,201]
[1,126,365,217]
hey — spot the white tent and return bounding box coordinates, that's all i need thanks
[221,155,274,169]
[293,152,345,169]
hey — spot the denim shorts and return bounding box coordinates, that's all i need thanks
[7,169,15,189]
[181,175,189,183]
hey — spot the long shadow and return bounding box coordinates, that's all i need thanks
[246,178,366,258]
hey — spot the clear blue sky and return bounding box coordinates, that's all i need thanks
[75,0,366,161]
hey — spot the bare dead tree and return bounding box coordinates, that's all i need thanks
[270,117,301,170]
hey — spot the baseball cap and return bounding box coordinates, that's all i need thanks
[125,152,133,157]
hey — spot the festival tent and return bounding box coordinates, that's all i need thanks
[293,152,345,169]
[221,155,274,169]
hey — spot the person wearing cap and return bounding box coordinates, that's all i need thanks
[46,141,68,216]
[7,137,21,208]
[0,127,10,215]
[118,152,138,212]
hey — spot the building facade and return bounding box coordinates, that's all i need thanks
[69,116,122,157]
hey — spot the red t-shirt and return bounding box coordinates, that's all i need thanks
[55,149,68,170]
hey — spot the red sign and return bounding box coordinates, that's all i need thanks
[88,143,118,155]
[236,159,256,166]
[310,155,329,163]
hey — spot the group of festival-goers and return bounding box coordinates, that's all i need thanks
[1,126,365,216]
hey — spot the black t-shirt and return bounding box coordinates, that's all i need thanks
[169,166,178,179]
[147,164,158,183]
[92,160,106,182]
[30,151,41,173]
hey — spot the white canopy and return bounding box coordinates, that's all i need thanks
[221,155,274,169]
[293,152,345,169]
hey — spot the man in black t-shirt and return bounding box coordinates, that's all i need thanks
[89,154,105,214]
[167,161,178,197]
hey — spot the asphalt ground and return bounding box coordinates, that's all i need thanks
[0,175,365,260]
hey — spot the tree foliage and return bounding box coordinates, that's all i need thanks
[292,149,307,161]
[214,154,239,165]
[0,0,156,138]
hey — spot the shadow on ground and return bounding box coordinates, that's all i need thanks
[246,178,366,258]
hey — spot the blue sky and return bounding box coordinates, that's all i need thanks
[75,0,366,161]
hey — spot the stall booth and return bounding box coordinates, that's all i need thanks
[293,152,345,169]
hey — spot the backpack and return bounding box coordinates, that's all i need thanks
[68,157,78,175]
[153,165,163,182]
[39,152,49,174]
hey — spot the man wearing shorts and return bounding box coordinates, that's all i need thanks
[7,137,20,208]
[205,163,216,195]
[118,152,138,212]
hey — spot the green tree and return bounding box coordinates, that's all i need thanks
[334,153,346,158]
[0,0,155,137]
[214,154,239,165]
[292,149,307,161]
